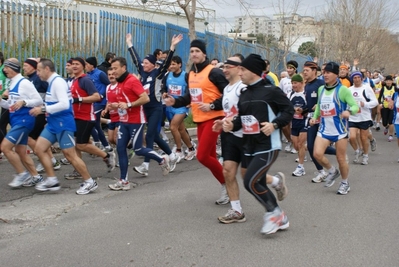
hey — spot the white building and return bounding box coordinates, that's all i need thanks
[233,13,319,52]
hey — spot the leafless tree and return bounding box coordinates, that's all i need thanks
[319,0,399,73]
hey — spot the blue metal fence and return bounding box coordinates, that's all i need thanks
[0,0,312,77]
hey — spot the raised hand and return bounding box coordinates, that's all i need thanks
[170,34,183,50]
[126,33,133,47]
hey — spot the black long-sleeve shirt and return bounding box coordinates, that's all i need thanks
[232,78,294,155]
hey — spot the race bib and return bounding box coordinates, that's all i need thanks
[168,85,182,96]
[118,108,128,122]
[190,88,203,103]
[225,105,238,118]
[293,113,304,119]
[143,84,150,95]
[241,115,260,134]
[8,96,18,113]
[320,100,336,117]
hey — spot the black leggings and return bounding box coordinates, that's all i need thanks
[381,108,393,127]
[243,151,279,212]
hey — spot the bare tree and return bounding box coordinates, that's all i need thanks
[319,0,399,73]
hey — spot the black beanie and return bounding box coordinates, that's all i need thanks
[85,57,97,67]
[287,60,298,70]
[324,62,339,75]
[72,57,86,67]
[24,58,38,69]
[190,39,207,54]
[240,54,266,77]
[144,54,156,65]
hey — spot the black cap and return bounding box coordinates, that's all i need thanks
[85,57,97,67]
[240,54,266,77]
[324,62,339,75]
[190,39,207,54]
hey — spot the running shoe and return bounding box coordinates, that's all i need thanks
[169,152,178,172]
[109,179,131,191]
[353,150,361,163]
[215,184,229,205]
[312,170,327,183]
[292,165,306,177]
[260,207,289,235]
[384,127,388,135]
[35,179,61,192]
[23,174,43,187]
[185,149,196,161]
[290,148,298,154]
[370,138,377,152]
[388,135,393,142]
[64,170,82,180]
[53,160,62,170]
[76,181,98,195]
[324,169,341,187]
[103,151,116,172]
[337,182,350,195]
[175,151,185,164]
[284,143,292,152]
[274,172,287,201]
[218,209,246,224]
[36,162,45,173]
[160,155,170,176]
[8,172,31,188]
[60,158,70,165]
[361,155,369,165]
[133,163,149,176]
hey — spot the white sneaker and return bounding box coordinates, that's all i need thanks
[361,155,369,165]
[160,155,170,175]
[109,179,131,191]
[353,150,361,163]
[36,163,45,173]
[215,184,229,205]
[284,143,292,152]
[312,170,327,183]
[185,149,196,161]
[292,165,306,177]
[8,172,31,188]
[133,163,149,176]
[35,178,61,191]
[290,148,298,154]
[261,207,289,235]
[76,181,98,195]
[169,153,177,172]
[175,151,185,163]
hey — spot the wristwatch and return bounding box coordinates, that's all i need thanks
[272,122,279,129]
[41,105,46,113]
[22,100,27,106]
[127,102,132,108]
[78,97,83,103]
[209,103,215,110]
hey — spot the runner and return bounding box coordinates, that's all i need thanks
[289,74,307,176]
[0,58,44,188]
[309,62,359,195]
[64,57,116,180]
[161,55,195,163]
[348,71,378,165]
[108,57,170,191]
[30,58,98,194]
[126,33,182,175]
[223,54,294,234]
[163,39,229,204]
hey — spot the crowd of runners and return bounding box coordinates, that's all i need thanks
[1,33,398,235]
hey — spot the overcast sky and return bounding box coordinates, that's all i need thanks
[202,0,329,33]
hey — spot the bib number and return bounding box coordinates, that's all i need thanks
[118,108,128,122]
[320,103,336,117]
[189,88,203,103]
[241,115,260,134]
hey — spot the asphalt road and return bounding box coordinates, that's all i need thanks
[0,129,398,267]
